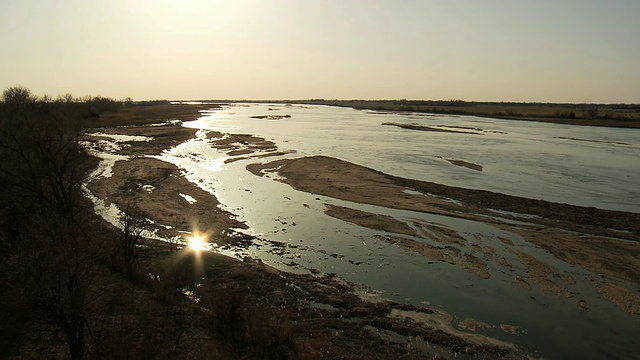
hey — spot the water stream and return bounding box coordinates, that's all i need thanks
[91,103,640,359]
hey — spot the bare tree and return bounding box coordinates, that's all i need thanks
[0,86,98,359]
[2,85,36,104]
[120,202,147,273]
[18,211,97,359]
[57,93,75,103]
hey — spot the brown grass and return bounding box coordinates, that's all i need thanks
[304,100,640,128]
[85,104,218,128]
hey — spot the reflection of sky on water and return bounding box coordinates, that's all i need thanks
[150,104,640,359]
[83,103,639,359]
[187,103,640,213]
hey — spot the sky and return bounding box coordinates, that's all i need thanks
[1,0,639,103]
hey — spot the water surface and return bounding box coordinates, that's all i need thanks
[155,103,640,359]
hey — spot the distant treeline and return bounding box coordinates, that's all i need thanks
[0,85,172,119]
[285,99,640,123]
[217,98,639,122]
[293,99,640,109]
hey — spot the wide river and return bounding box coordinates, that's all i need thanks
[153,103,639,359]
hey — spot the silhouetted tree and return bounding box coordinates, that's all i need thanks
[120,202,147,274]
[2,85,36,104]
[0,86,99,359]
[57,93,75,103]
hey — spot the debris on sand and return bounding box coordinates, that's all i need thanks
[250,114,291,120]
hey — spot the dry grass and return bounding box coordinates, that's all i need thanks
[84,104,219,128]
[305,100,640,128]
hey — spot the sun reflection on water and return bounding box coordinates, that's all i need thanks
[187,231,208,251]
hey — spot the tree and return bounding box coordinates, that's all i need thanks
[56,93,75,103]
[579,104,599,119]
[0,86,99,359]
[2,85,36,104]
[120,202,147,274]
[17,211,96,359]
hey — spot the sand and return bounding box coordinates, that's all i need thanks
[81,104,639,358]
[249,155,640,313]
[87,157,246,244]
[382,122,482,134]
[83,114,527,358]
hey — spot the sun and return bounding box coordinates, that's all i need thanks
[187,232,208,251]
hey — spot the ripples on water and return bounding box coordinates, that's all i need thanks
[129,103,640,359]
[186,103,640,213]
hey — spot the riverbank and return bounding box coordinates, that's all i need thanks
[248,156,640,314]
[8,101,637,358]
[298,100,640,128]
[62,102,638,358]
[79,104,529,359]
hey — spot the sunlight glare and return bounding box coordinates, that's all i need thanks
[187,232,207,252]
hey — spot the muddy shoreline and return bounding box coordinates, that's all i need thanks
[249,155,640,315]
[84,105,529,358]
[300,100,640,129]
[82,103,640,358]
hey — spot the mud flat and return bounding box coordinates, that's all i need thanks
[445,158,483,171]
[83,112,526,358]
[250,114,291,120]
[79,103,640,359]
[87,157,247,244]
[382,122,481,134]
[247,156,639,237]
[433,155,485,172]
[248,155,640,314]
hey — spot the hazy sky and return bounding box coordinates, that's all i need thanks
[1,0,638,102]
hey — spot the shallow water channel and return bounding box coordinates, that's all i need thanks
[187,103,640,213]
[96,103,640,359]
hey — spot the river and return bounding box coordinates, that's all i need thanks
[130,103,639,359]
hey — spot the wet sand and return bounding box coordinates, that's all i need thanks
[249,155,640,314]
[446,159,483,172]
[382,122,482,134]
[82,105,639,358]
[84,110,525,358]
[250,114,291,120]
[87,157,247,244]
